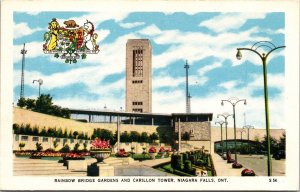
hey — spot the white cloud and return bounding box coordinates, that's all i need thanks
[198,62,222,76]
[199,12,267,33]
[138,24,162,36]
[14,42,47,64]
[14,22,43,39]
[119,22,145,29]
[218,80,239,90]
[26,12,41,15]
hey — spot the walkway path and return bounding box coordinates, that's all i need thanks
[211,153,242,176]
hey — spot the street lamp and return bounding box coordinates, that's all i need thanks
[238,128,246,140]
[104,104,107,122]
[215,120,225,154]
[32,79,43,97]
[217,112,232,155]
[236,41,285,176]
[221,97,246,162]
[243,125,254,154]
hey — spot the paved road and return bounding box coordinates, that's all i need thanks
[236,154,285,176]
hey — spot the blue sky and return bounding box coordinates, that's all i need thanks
[13,12,285,129]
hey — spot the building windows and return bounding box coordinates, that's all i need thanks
[133,48,143,77]
[132,80,143,84]
[132,102,143,106]
[32,137,39,142]
[42,137,48,142]
[132,108,143,113]
[21,136,28,141]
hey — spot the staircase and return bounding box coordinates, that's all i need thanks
[13,157,86,176]
[103,157,135,166]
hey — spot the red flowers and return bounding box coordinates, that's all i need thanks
[116,148,130,157]
[241,168,256,176]
[148,146,157,153]
[159,147,165,152]
[91,137,111,150]
[232,162,243,168]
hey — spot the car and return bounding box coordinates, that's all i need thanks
[272,150,286,160]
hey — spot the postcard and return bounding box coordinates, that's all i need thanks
[0,0,299,191]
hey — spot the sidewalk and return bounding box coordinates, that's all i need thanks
[211,153,242,176]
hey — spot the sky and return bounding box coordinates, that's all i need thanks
[13,12,285,129]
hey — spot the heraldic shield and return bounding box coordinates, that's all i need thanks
[43,18,100,64]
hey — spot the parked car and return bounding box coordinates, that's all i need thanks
[272,150,286,160]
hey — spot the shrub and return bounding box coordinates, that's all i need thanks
[35,142,43,152]
[189,155,195,164]
[171,154,183,170]
[73,143,80,152]
[184,160,192,172]
[19,142,25,151]
[182,153,188,162]
[60,144,71,153]
[53,141,58,149]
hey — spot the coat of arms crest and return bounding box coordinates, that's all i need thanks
[43,18,100,64]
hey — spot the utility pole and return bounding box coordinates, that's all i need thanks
[184,60,190,113]
[20,43,27,99]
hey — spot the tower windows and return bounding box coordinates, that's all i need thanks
[132,101,143,105]
[133,47,143,77]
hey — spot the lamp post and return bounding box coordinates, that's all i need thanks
[236,41,285,176]
[238,128,246,141]
[104,104,107,122]
[221,97,246,162]
[217,113,232,155]
[32,79,43,98]
[215,120,225,154]
[243,125,254,154]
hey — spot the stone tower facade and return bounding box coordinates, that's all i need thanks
[126,39,152,113]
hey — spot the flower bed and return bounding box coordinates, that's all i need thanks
[241,169,256,176]
[232,162,243,169]
[116,148,130,158]
[148,146,157,159]
[90,138,111,162]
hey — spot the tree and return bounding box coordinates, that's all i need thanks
[120,131,130,142]
[18,94,70,119]
[24,124,33,135]
[150,132,159,143]
[182,132,190,143]
[139,132,149,143]
[129,131,140,142]
[26,98,36,110]
[73,131,79,139]
[32,125,39,135]
[19,143,25,151]
[17,97,26,108]
[278,132,286,151]
[73,143,80,152]
[261,135,279,154]
[53,141,58,149]
[40,127,47,136]
[13,124,20,134]
[36,142,43,152]
[36,94,53,113]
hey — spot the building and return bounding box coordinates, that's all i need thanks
[125,39,152,113]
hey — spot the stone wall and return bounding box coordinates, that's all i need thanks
[13,107,171,137]
[174,121,211,141]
